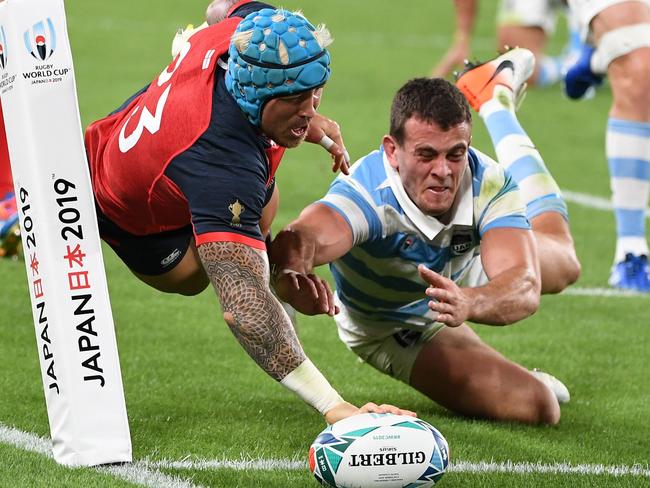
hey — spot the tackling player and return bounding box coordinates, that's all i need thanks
[270,48,581,424]
[85,1,412,424]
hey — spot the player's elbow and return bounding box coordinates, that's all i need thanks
[512,272,541,322]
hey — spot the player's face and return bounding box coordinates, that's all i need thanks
[384,117,471,218]
[260,87,323,148]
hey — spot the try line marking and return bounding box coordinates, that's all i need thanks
[2,422,649,483]
[141,457,650,477]
[562,189,650,217]
[0,423,203,488]
[560,287,650,298]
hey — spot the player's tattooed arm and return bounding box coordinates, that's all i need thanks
[198,240,306,381]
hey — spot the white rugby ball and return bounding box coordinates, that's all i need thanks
[309,413,449,488]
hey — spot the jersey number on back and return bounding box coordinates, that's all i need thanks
[118,42,191,153]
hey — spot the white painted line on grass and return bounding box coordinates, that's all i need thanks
[560,287,649,298]
[3,422,649,479]
[0,422,51,455]
[448,460,650,477]
[141,456,650,478]
[562,189,650,217]
[139,457,305,471]
[0,422,202,488]
[97,464,202,488]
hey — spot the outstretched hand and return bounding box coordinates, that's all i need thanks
[324,401,417,425]
[273,269,339,316]
[306,111,350,175]
[418,264,471,327]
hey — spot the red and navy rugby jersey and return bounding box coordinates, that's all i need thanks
[84,1,280,251]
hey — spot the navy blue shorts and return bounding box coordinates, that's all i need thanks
[96,204,192,276]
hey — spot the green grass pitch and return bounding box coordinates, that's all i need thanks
[1,0,649,487]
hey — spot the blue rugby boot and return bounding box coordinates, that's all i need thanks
[563,43,604,100]
[609,253,650,292]
[0,191,20,259]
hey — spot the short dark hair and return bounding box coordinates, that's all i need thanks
[390,78,472,145]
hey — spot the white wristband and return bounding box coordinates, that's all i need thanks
[318,135,351,165]
[281,359,344,415]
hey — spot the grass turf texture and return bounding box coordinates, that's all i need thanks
[1,0,649,486]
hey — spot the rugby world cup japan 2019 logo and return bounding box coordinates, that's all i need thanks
[0,26,8,69]
[23,18,56,61]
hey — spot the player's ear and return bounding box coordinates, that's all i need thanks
[382,135,399,170]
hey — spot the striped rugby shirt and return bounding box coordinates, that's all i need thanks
[319,146,530,332]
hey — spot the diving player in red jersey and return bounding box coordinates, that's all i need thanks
[85,2,413,423]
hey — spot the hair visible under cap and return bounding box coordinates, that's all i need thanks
[390,78,472,145]
[231,10,332,65]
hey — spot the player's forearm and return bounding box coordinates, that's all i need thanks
[198,240,344,415]
[270,204,353,276]
[464,266,540,325]
[198,240,307,380]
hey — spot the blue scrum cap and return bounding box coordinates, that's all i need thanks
[226,8,331,126]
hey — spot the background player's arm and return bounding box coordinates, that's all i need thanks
[269,203,354,315]
[420,227,541,327]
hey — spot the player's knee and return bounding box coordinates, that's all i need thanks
[558,252,581,290]
[532,385,561,425]
[611,50,650,109]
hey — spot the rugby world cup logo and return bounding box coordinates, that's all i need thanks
[23,18,56,61]
[0,26,7,69]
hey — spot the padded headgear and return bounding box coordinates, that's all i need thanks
[226,8,331,126]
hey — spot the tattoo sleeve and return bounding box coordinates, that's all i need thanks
[198,240,307,381]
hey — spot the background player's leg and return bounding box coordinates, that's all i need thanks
[497,25,557,86]
[591,3,650,290]
[409,324,560,425]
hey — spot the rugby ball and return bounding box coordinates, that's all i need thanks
[309,413,449,487]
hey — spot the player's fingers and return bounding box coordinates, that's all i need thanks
[358,402,379,413]
[320,277,337,316]
[418,264,449,288]
[427,299,454,315]
[300,274,319,299]
[319,135,350,175]
[377,404,417,417]
[435,313,462,328]
[426,287,454,304]
[288,272,302,291]
[310,275,330,314]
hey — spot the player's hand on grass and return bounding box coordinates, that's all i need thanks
[273,269,339,316]
[418,264,471,327]
[306,109,350,175]
[324,401,417,424]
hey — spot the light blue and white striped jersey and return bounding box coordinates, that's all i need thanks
[319,146,530,330]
